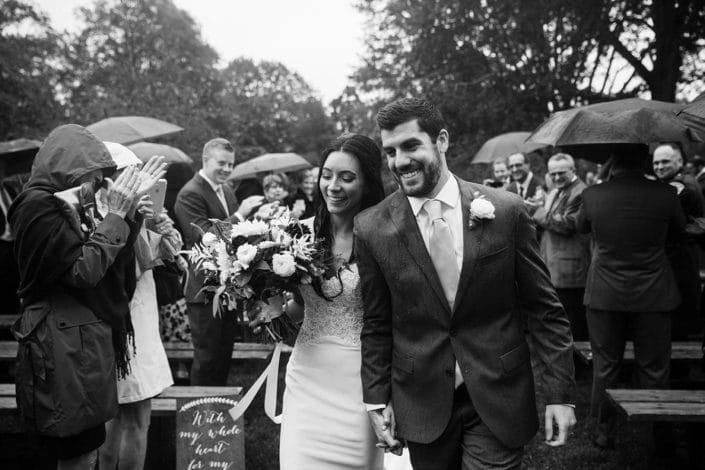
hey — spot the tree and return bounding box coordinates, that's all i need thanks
[349,0,705,179]
[0,0,64,140]
[62,0,226,157]
[220,58,336,162]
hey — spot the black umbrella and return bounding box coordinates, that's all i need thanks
[0,138,41,176]
[527,98,701,163]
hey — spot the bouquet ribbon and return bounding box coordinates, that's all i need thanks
[228,341,283,424]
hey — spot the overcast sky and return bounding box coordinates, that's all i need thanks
[34,0,367,103]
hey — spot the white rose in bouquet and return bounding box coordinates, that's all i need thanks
[236,243,258,269]
[272,252,296,277]
[201,232,218,248]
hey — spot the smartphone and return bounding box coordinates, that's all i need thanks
[146,179,167,216]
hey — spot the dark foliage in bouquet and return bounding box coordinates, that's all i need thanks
[186,211,325,342]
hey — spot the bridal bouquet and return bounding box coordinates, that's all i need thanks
[186,210,325,342]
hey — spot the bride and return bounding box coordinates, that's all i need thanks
[254,134,410,469]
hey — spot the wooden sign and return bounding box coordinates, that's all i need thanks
[176,396,244,470]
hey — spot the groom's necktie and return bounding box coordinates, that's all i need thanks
[425,199,460,309]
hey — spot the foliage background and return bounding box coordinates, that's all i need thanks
[1,0,704,179]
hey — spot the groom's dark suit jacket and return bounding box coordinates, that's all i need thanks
[354,177,576,448]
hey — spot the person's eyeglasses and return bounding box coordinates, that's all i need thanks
[508,164,524,169]
[549,171,568,178]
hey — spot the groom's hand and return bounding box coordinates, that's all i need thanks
[368,404,403,455]
[544,404,577,446]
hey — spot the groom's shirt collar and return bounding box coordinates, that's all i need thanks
[407,174,460,216]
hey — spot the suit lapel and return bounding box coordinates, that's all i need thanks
[388,192,450,314]
[454,180,485,315]
[196,175,228,219]
[223,185,238,215]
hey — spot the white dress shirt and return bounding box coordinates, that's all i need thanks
[198,169,239,220]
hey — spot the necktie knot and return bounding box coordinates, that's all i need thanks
[425,199,444,221]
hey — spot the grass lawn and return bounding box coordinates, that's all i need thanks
[237,355,704,470]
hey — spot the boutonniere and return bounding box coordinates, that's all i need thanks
[468,192,495,229]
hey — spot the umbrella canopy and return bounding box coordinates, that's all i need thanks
[228,152,312,181]
[86,116,183,145]
[527,99,701,163]
[128,142,193,165]
[471,131,549,164]
[0,138,42,176]
[678,99,705,136]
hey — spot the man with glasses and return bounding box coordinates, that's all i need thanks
[506,153,545,212]
[533,153,590,340]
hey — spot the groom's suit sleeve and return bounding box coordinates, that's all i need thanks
[355,223,393,406]
[514,201,577,405]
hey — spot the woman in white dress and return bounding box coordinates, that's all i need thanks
[257,134,386,469]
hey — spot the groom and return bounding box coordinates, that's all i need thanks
[355,98,576,469]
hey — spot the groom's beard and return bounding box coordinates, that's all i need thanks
[395,158,442,197]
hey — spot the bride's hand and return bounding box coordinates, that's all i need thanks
[247,299,284,334]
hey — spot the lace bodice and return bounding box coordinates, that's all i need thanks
[296,263,364,346]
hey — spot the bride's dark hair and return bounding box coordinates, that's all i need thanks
[311,133,385,299]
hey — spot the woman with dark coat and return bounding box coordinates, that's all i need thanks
[9,125,163,469]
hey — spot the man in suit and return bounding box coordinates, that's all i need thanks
[577,145,685,448]
[533,153,590,340]
[652,143,705,341]
[506,152,545,212]
[175,138,263,385]
[355,98,576,469]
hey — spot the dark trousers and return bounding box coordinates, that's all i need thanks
[187,302,238,385]
[586,309,671,439]
[406,386,523,470]
[0,240,20,314]
[556,287,588,341]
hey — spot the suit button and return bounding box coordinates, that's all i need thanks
[449,328,457,337]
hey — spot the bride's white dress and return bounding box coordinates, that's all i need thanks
[280,263,384,469]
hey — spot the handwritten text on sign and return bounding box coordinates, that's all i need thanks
[176,396,244,470]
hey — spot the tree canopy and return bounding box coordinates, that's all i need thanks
[347,0,705,178]
[0,0,64,140]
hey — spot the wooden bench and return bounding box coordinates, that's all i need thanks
[607,389,705,422]
[0,315,19,330]
[0,340,274,363]
[0,383,242,417]
[574,341,703,365]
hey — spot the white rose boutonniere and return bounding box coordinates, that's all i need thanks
[469,194,495,229]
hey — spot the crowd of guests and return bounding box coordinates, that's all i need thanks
[485,144,705,450]
[1,117,704,468]
[0,127,321,469]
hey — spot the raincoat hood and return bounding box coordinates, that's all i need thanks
[27,124,116,192]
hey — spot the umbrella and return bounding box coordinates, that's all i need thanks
[526,98,701,162]
[87,116,183,145]
[471,132,549,164]
[0,138,42,176]
[678,99,705,137]
[228,153,312,181]
[128,142,193,165]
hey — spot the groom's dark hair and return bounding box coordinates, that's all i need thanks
[376,98,446,143]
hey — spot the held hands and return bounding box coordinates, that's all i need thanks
[368,403,403,455]
[247,298,284,335]
[544,404,577,446]
[105,166,141,218]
